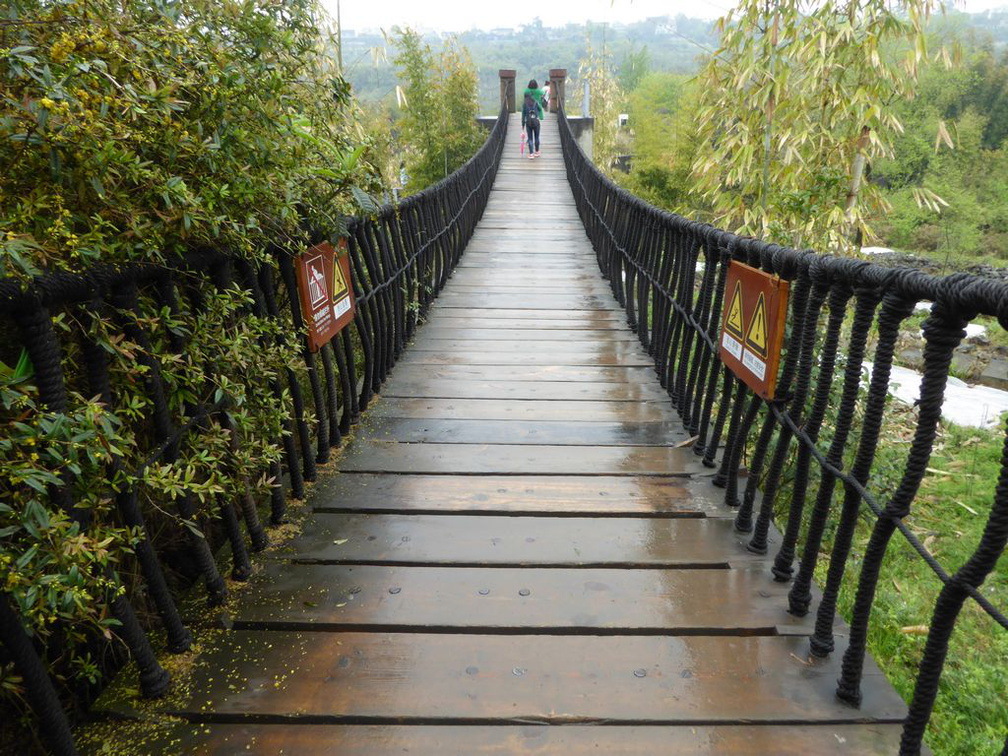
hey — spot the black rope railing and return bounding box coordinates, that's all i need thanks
[0,105,507,756]
[557,104,1007,756]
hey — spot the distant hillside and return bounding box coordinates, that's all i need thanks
[342,9,1008,114]
[341,15,717,114]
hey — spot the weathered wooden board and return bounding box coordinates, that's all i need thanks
[376,377,669,402]
[336,441,708,476]
[392,351,656,366]
[378,364,660,384]
[283,514,771,567]
[232,564,813,635]
[409,328,639,342]
[140,631,906,724]
[98,723,909,756]
[356,418,690,446]
[308,473,731,517]
[368,398,678,422]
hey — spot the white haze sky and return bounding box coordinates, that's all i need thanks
[324,0,1008,33]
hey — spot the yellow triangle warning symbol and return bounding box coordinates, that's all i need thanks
[724,280,745,339]
[745,291,768,358]
[331,258,349,301]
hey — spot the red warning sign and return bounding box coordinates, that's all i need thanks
[295,239,356,352]
[718,260,789,399]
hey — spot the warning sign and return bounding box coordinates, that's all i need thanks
[719,260,789,399]
[295,240,356,352]
[744,291,768,358]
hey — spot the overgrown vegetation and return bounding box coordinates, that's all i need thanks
[0,0,384,747]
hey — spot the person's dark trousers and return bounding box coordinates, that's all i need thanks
[526,120,540,153]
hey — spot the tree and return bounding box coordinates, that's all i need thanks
[390,28,483,193]
[620,72,706,214]
[619,44,652,92]
[574,28,623,172]
[692,0,955,253]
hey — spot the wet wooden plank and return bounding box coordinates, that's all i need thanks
[309,474,731,517]
[377,378,668,402]
[140,631,906,724]
[421,308,625,323]
[393,350,655,366]
[358,418,690,446]
[98,722,908,756]
[232,564,813,635]
[411,328,638,342]
[337,441,708,476]
[376,364,659,383]
[432,293,615,310]
[404,339,648,357]
[369,398,677,422]
[418,319,630,333]
[284,514,769,567]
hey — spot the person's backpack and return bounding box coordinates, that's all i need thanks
[523,93,540,126]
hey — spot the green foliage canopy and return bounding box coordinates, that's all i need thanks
[390,27,484,194]
[0,0,380,278]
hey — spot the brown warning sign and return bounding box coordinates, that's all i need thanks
[295,239,356,352]
[718,260,789,399]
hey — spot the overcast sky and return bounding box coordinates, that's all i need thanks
[323,0,1008,33]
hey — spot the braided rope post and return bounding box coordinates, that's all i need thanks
[693,237,734,459]
[12,301,75,517]
[838,282,973,706]
[346,226,377,411]
[261,257,315,483]
[78,314,191,653]
[772,282,852,583]
[735,262,809,537]
[337,328,360,431]
[16,285,170,699]
[810,289,916,657]
[0,596,78,756]
[253,262,304,503]
[235,258,295,517]
[683,231,718,438]
[277,250,330,465]
[712,382,751,489]
[750,276,828,560]
[790,281,881,619]
[320,343,342,448]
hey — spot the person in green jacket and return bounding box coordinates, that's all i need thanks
[521,79,549,158]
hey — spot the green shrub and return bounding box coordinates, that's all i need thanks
[0,0,381,741]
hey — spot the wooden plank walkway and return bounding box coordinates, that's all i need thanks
[90,114,909,754]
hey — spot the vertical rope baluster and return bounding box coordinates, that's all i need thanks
[0,596,78,756]
[260,259,315,484]
[20,288,170,698]
[245,260,301,507]
[744,269,814,552]
[347,225,378,408]
[79,302,191,653]
[672,232,703,425]
[771,280,852,582]
[208,258,269,554]
[750,275,829,558]
[838,278,974,706]
[277,251,330,465]
[810,288,916,655]
[898,418,1008,754]
[790,282,882,617]
[682,229,718,438]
